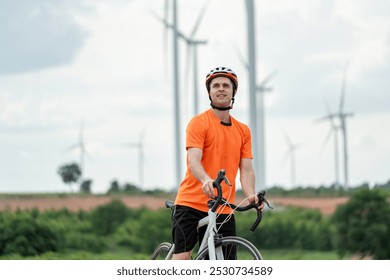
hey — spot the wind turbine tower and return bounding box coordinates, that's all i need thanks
[245,0,261,190]
[66,122,87,183]
[282,133,301,187]
[235,46,276,190]
[316,99,341,188]
[126,129,146,189]
[158,0,182,188]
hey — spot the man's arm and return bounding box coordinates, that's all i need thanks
[240,158,263,210]
[239,158,256,202]
[187,147,214,197]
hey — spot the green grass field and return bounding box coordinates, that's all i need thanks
[0,249,340,260]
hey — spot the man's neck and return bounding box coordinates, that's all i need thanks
[211,108,231,124]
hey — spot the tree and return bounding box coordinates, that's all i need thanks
[80,179,93,193]
[57,163,82,192]
[107,180,121,194]
[123,182,141,193]
[332,189,390,259]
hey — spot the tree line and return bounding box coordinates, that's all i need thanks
[58,162,390,197]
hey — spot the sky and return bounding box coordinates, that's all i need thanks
[0,0,389,194]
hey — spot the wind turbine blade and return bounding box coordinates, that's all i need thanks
[259,69,278,87]
[150,7,170,81]
[154,11,188,43]
[280,149,290,168]
[139,126,147,143]
[339,61,349,113]
[234,44,248,70]
[184,43,192,94]
[64,143,79,152]
[319,127,333,155]
[324,96,332,115]
[190,0,211,38]
[283,132,292,146]
[313,115,330,124]
[324,97,337,128]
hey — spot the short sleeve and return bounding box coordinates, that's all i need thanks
[241,125,253,159]
[186,116,206,150]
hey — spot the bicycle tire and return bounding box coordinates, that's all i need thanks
[151,242,173,260]
[194,236,263,260]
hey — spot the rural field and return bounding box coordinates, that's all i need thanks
[0,194,349,215]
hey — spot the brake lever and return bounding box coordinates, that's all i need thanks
[223,175,232,186]
[263,198,274,209]
[257,190,274,209]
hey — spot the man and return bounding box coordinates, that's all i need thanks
[172,66,263,260]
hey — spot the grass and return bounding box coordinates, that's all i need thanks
[260,249,340,260]
[1,249,340,260]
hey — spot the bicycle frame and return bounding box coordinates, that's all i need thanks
[197,208,224,260]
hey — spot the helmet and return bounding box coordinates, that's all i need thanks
[205,66,238,93]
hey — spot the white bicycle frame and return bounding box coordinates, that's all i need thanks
[197,208,224,260]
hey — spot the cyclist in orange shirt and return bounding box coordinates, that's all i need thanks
[172,66,264,260]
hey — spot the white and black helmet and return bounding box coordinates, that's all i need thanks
[205,66,238,111]
[205,66,238,93]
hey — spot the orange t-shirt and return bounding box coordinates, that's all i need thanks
[175,109,253,214]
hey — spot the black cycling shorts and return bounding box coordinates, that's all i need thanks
[171,204,236,254]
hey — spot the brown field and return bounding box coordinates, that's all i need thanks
[0,195,349,215]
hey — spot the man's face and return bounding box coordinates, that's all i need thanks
[209,76,234,107]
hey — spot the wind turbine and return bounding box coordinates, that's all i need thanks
[182,1,210,115]
[126,129,146,189]
[281,133,301,187]
[65,121,88,183]
[153,1,209,115]
[336,63,353,190]
[235,45,277,190]
[321,63,353,190]
[315,98,341,189]
[255,70,277,189]
[245,0,259,189]
[152,0,182,189]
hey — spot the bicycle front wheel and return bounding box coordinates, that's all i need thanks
[151,242,173,260]
[194,236,263,260]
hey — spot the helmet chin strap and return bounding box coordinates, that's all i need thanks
[210,102,232,111]
[209,96,235,111]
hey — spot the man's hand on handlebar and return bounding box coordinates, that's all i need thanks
[248,194,265,211]
[201,178,215,198]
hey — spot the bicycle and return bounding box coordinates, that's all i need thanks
[151,169,273,260]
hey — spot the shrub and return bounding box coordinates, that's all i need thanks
[89,199,130,235]
[0,214,63,256]
[332,189,390,259]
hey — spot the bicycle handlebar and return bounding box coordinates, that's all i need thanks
[210,169,273,232]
